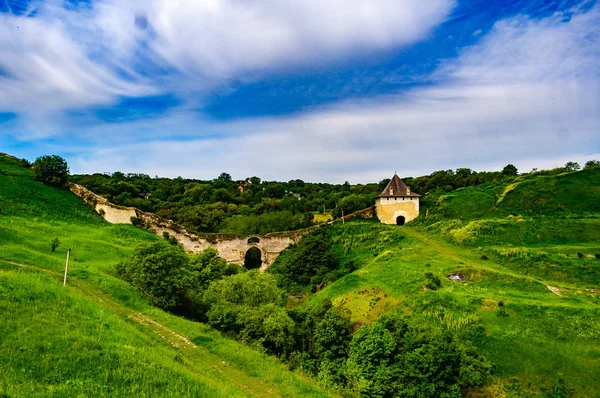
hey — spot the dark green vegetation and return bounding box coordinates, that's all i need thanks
[0,155,330,397]
[70,162,534,235]
[32,155,70,188]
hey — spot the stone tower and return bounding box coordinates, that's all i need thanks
[375,174,420,225]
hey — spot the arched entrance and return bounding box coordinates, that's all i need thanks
[396,216,406,226]
[244,247,262,269]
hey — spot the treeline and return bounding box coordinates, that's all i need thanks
[116,240,491,396]
[71,160,600,235]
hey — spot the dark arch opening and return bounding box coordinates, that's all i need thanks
[247,236,260,244]
[396,216,406,226]
[244,247,262,269]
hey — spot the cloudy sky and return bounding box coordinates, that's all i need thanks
[1,0,598,182]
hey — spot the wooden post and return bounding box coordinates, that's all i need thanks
[63,248,71,287]
[342,209,345,224]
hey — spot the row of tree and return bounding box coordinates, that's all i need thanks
[28,154,600,235]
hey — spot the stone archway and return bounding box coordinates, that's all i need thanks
[396,216,406,226]
[244,247,263,269]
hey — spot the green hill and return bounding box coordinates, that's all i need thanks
[306,169,600,397]
[0,155,329,397]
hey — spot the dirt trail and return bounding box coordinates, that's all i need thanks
[2,260,283,398]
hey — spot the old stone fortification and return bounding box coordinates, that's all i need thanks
[69,183,329,270]
[375,197,419,224]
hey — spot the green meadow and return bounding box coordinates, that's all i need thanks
[311,168,600,396]
[0,155,330,397]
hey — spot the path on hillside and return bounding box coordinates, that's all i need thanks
[1,260,291,398]
[401,228,598,304]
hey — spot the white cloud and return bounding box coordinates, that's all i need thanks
[0,0,455,118]
[65,5,600,182]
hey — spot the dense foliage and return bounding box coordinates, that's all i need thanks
[67,161,575,235]
[345,316,491,397]
[33,155,70,188]
[270,228,339,291]
[115,242,238,316]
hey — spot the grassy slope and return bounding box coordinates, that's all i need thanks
[311,169,600,397]
[0,156,329,398]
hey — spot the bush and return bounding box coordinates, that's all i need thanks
[424,272,442,290]
[480,254,489,260]
[595,253,600,259]
[577,252,584,259]
[50,237,60,252]
[32,155,70,188]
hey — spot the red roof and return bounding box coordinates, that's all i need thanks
[377,174,421,198]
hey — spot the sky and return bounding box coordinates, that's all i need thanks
[0,0,599,183]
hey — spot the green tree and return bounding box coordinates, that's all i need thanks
[346,316,491,397]
[313,306,353,386]
[33,155,70,187]
[270,227,338,291]
[502,164,518,176]
[115,241,192,311]
[565,161,580,171]
[584,160,600,170]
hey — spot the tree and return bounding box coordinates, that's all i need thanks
[115,241,193,311]
[584,160,600,170]
[502,164,518,176]
[269,228,338,291]
[565,161,580,171]
[33,155,70,187]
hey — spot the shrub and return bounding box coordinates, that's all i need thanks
[424,272,442,290]
[50,237,60,252]
[32,155,70,188]
[480,254,489,260]
[577,252,584,259]
[595,253,600,259]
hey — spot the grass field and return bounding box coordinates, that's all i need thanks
[0,155,330,397]
[310,168,600,397]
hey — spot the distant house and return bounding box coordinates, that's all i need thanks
[237,184,244,193]
[375,173,420,225]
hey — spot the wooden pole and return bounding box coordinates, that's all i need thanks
[342,209,345,224]
[63,248,71,287]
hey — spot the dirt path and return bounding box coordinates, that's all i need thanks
[1,260,284,398]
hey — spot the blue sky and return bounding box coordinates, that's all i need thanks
[1,0,599,182]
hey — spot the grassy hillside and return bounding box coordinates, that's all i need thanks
[309,169,600,397]
[0,155,329,397]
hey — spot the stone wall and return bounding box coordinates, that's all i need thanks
[69,183,311,269]
[375,197,419,224]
